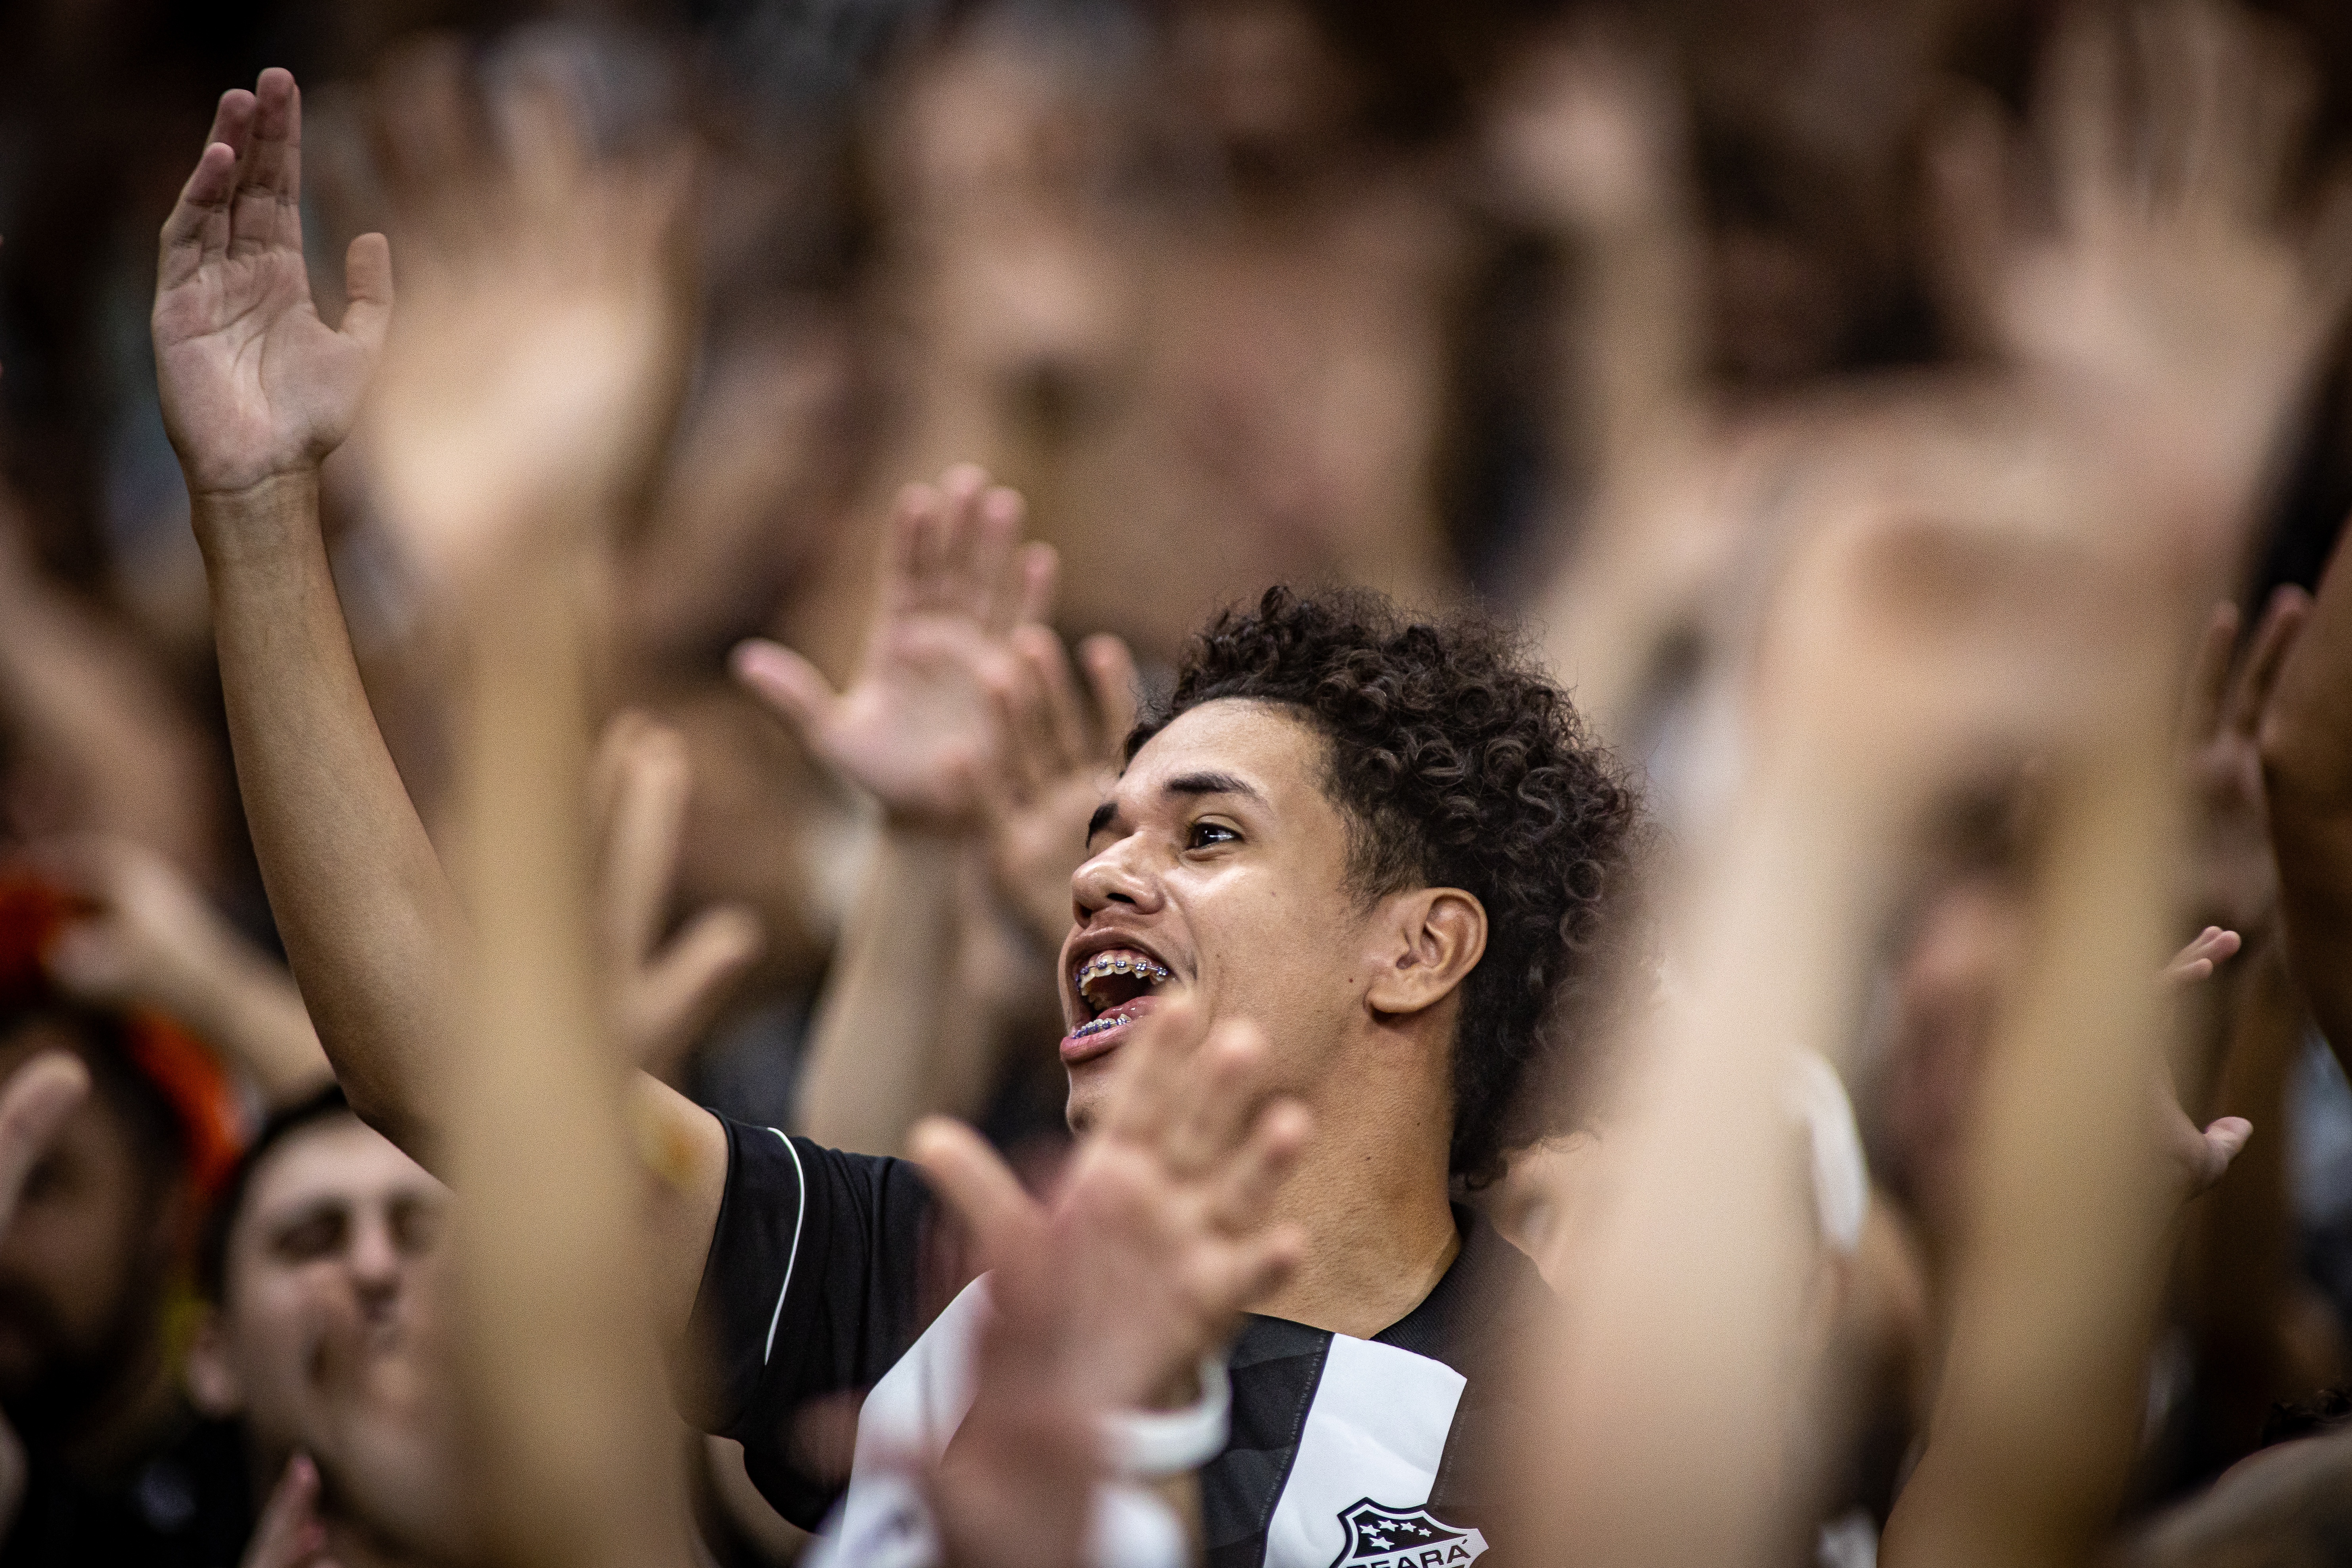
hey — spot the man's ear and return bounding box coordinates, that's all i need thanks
[184,1305,243,1417]
[1365,888,1487,1019]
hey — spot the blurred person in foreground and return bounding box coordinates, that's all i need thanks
[150,62,1648,1565]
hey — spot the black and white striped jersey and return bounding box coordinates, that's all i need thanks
[686,1115,1543,1568]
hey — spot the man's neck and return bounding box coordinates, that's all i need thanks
[1249,1057,1463,1339]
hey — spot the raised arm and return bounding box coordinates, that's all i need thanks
[151,68,453,1154]
[733,465,1056,1154]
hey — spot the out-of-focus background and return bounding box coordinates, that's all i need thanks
[13,7,2352,1555]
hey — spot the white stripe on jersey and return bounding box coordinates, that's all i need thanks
[809,1279,1186,1568]
[761,1128,809,1365]
[1261,1334,1467,1568]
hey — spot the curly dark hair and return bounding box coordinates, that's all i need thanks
[1128,586,1649,1186]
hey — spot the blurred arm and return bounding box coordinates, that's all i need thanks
[796,825,976,1154]
[0,515,218,873]
[38,837,330,1104]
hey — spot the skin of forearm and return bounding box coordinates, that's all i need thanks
[191,469,468,1160]
[1571,222,1708,496]
[1884,728,2187,1568]
[446,559,691,1568]
[146,930,331,1106]
[1510,761,1897,1567]
[798,823,970,1156]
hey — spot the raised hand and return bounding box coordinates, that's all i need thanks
[1484,24,1691,237]
[1930,1,2352,503]
[27,835,330,1102]
[2176,589,2311,941]
[238,1455,335,1568]
[154,69,392,497]
[907,1001,1307,1568]
[359,45,694,593]
[733,466,1055,828]
[978,627,1139,950]
[911,996,1310,1421]
[590,712,764,1075]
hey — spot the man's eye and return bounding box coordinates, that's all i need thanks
[1187,821,1238,849]
[274,1213,345,1262]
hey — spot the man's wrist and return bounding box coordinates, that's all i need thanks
[186,467,325,555]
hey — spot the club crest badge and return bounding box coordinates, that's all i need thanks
[1327,1499,1489,1567]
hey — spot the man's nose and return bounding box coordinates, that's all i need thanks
[1071,835,1162,916]
[347,1210,404,1299]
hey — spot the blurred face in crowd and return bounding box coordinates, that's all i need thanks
[1163,0,1363,157]
[187,1112,467,1556]
[1060,698,1408,1131]
[0,1020,184,1436]
[1875,873,2030,1248]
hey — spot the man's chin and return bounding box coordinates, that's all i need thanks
[1062,1062,1116,1138]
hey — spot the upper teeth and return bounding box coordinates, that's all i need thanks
[1076,953,1170,991]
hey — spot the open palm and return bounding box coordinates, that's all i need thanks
[734,466,1054,827]
[153,69,390,496]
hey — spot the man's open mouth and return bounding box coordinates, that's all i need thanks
[1065,947,1173,1046]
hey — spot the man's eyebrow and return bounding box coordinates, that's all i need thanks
[1085,772,1264,841]
[1162,771,1264,804]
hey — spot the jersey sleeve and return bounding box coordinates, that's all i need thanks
[684,1113,938,1527]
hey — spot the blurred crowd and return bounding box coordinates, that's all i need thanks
[8,0,2352,1564]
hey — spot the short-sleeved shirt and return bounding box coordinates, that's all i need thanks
[688,1114,1546,1568]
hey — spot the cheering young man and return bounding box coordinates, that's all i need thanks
[152,69,1645,1567]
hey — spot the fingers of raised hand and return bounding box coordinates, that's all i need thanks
[1205,1101,1314,1235]
[1156,1019,1278,1180]
[2195,1114,2254,1192]
[628,906,764,1071]
[0,1054,90,1233]
[731,638,842,745]
[983,652,1056,804]
[2163,924,2241,984]
[1009,626,1091,775]
[339,234,394,357]
[1097,994,1210,1146]
[160,139,242,278]
[242,1453,333,1568]
[593,712,690,963]
[228,69,304,262]
[1077,636,1140,760]
[909,1116,1047,1267]
[1014,543,1059,630]
[2040,8,2126,228]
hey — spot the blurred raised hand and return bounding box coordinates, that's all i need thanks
[1485,24,1692,240]
[589,712,764,1076]
[978,627,1138,950]
[733,466,1055,828]
[29,835,331,1104]
[1931,0,2352,508]
[909,999,1310,1568]
[154,68,392,496]
[360,42,694,592]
